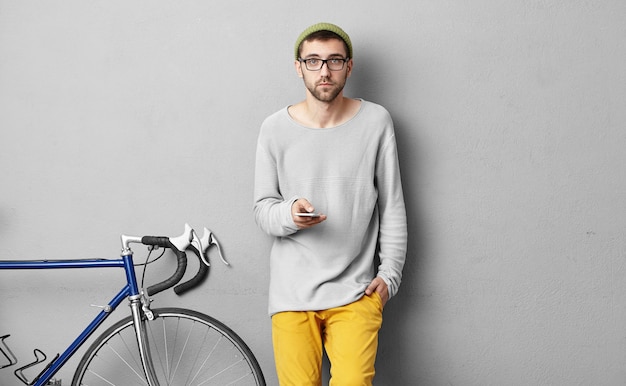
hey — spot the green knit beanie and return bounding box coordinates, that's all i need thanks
[294,22,353,60]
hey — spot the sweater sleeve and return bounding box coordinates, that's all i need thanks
[253,135,300,237]
[375,131,408,299]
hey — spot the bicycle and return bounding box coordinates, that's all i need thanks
[0,224,266,386]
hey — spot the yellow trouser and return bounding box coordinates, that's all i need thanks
[271,293,383,386]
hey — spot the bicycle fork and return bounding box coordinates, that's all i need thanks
[129,294,160,386]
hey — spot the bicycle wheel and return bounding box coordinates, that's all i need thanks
[72,307,265,386]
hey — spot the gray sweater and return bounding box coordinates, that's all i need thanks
[254,100,407,315]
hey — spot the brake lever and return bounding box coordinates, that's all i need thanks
[189,226,204,260]
[199,227,230,266]
[169,223,194,252]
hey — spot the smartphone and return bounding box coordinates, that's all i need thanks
[295,212,321,217]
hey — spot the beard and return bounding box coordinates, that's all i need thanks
[304,76,346,103]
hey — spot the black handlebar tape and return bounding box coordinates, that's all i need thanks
[141,236,170,248]
[174,244,209,295]
[141,236,188,296]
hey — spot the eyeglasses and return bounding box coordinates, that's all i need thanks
[298,57,349,71]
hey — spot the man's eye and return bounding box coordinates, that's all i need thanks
[306,59,320,65]
[329,59,342,64]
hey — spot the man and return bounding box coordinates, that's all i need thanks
[254,22,407,385]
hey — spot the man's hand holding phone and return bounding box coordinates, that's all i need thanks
[292,198,326,229]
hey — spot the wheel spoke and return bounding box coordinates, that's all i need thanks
[72,308,265,386]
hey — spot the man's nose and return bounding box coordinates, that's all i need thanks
[319,62,331,76]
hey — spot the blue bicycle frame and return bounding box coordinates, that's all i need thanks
[0,254,140,386]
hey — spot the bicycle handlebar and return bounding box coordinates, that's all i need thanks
[140,236,188,296]
[122,224,228,297]
[173,244,208,295]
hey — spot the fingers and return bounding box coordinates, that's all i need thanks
[365,277,389,306]
[365,279,380,295]
[292,198,314,214]
[293,213,327,228]
[292,198,326,229]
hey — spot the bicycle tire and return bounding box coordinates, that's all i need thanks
[71,307,265,386]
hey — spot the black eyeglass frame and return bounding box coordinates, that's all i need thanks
[298,57,350,71]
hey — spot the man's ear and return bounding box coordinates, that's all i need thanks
[295,60,303,78]
[346,58,353,78]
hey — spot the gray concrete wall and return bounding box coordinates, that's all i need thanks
[1,1,625,384]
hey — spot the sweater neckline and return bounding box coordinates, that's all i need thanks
[285,98,365,130]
